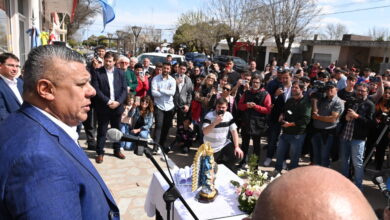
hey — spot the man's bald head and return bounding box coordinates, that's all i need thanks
[252,166,376,220]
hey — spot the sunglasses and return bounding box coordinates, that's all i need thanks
[223,87,231,91]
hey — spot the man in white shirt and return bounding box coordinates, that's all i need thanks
[92,52,128,163]
[0,53,23,121]
[203,97,244,172]
[151,62,176,153]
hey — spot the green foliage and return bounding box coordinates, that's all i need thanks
[68,38,79,48]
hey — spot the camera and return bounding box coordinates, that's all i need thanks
[310,80,326,99]
[217,110,225,115]
[139,71,145,78]
[345,96,361,111]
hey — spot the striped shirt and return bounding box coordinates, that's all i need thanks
[202,111,237,152]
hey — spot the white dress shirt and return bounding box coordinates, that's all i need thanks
[105,68,115,101]
[0,75,23,104]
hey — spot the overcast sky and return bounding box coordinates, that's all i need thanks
[81,0,390,41]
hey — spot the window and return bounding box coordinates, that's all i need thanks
[313,53,331,67]
[0,0,9,53]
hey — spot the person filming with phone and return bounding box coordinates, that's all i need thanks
[202,97,244,172]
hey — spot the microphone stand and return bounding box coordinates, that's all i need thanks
[142,144,198,220]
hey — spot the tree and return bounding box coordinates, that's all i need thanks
[257,0,320,64]
[208,0,259,55]
[66,0,100,38]
[324,23,348,40]
[68,38,79,48]
[173,10,225,54]
[368,27,389,41]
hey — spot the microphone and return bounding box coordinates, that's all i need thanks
[107,128,158,156]
[372,174,390,200]
[106,128,156,145]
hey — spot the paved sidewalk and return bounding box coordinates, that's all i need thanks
[83,145,162,220]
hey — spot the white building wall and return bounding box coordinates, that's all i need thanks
[312,45,341,63]
[9,0,41,63]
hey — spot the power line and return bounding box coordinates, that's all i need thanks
[328,0,387,9]
[321,4,390,16]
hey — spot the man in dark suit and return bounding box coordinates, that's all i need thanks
[92,51,128,163]
[0,45,119,219]
[0,53,23,121]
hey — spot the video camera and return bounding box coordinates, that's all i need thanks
[310,80,326,99]
[345,96,362,111]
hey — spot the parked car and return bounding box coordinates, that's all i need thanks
[212,55,248,72]
[137,52,185,68]
[185,52,208,67]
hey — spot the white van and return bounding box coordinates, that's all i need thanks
[137,52,185,68]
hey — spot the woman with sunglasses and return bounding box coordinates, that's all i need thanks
[194,73,218,117]
[209,83,235,113]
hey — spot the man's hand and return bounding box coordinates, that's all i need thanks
[234,146,244,159]
[274,88,284,97]
[108,101,120,109]
[132,128,141,134]
[312,112,320,120]
[347,109,359,119]
[183,105,189,112]
[281,122,295,128]
[246,102,256,108]
[213,114,224,126]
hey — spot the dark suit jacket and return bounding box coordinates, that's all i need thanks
[0,77,23,121]
[92,67,128,115]
[0,103,119,219]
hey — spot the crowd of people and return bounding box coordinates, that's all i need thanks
[1,45,390,192]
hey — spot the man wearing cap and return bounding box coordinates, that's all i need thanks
[311,81,344,167]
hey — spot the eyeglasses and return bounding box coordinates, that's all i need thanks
[118,62,129,64]
[223,87,231,91]
[3,64,21,68]
[252,81,261,84]
[141,100,149,103]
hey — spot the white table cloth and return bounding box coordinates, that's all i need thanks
[145,165,247,220]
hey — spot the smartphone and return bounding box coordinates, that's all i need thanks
[369,76,380,83]
[217,110,225,115]
[135,96,141,105]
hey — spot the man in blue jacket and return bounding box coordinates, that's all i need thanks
[0,45,120,219]
[0,52,23,121]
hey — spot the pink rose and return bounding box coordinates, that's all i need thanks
[245,189,253,196]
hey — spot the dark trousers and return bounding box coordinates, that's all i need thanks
[154,107,174,147]
[176,107,190,127]
[266,121,281,158]
[241,133,262,165]
[214,142,240,173]
[82,107,97,147]
[96,111,121,155]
